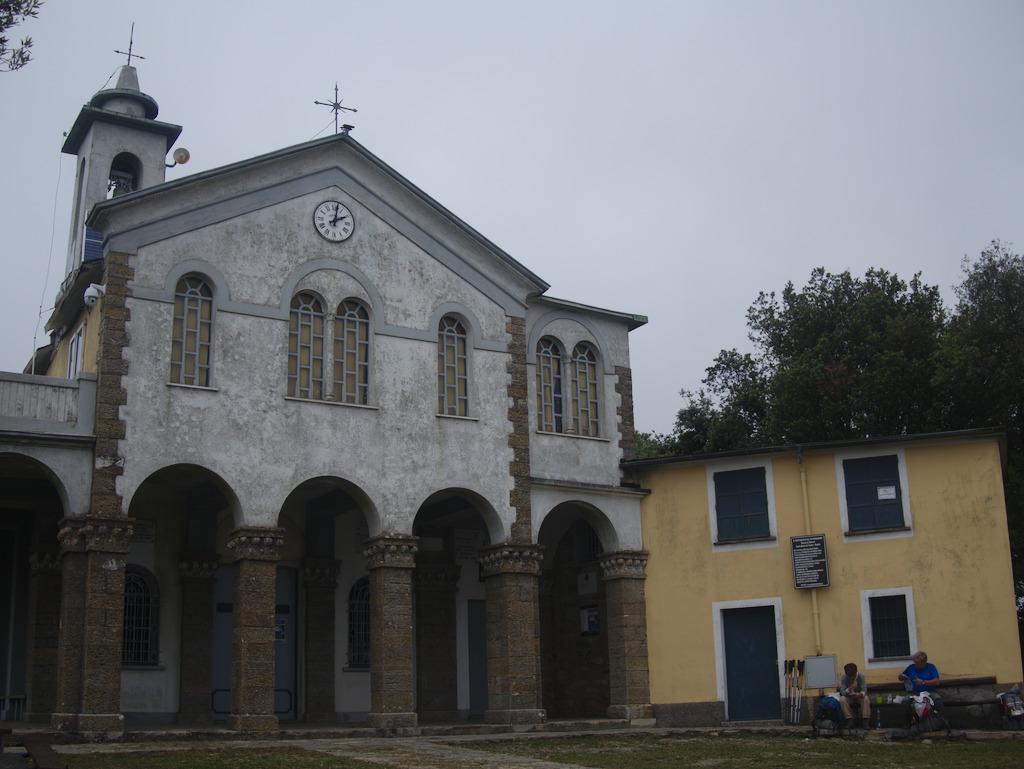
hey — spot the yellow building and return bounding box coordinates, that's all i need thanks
[630,428,1022,725]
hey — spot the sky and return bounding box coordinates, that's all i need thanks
[2,0,1022,434]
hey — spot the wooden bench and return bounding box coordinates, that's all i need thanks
[14,733,68,769]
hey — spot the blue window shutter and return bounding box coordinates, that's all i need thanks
[714,467,770,541]
[844,455,904,531]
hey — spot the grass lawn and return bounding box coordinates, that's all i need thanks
[64,746,380,769]
[58,733,1024,769]
[469,732,1024,769]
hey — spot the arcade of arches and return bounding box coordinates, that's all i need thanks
[0,458,652,731]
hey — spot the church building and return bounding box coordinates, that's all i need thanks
[0,65,652,734]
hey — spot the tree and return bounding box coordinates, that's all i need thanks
[1,0,42,72]
[934,241,1024,629]
[663,244,1024,651]
[673,267,946,452]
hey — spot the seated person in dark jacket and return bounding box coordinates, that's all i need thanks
[839,662,870,727]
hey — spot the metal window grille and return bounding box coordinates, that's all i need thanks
[437,316,468,416]
[347,576,370,669]
[288,293,325,399]
[570,343,599,436]
[870,594,910,658]
[170,276,213,386]
[122,568,160,665]
[574,520,602,563]
[333,300,370,404]
[536,337,563,432]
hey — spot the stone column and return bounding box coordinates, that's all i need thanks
[303,558,340,723]
[415,563,461,722]
[480,544,546,726]
[51,516,133,735]
[364,534,418,730]
[24,549,62,723]
[225,526,283,733]
[599,550,653,722]
[177,553,219,724]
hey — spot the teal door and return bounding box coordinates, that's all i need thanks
[467,600,487,717]
[722,606,781,721]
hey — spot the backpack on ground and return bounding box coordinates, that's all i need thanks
[891,692,951,740]
[812,693,843,736]
[998,688,1024,730]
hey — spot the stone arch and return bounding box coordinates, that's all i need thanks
[536,500,619,567]
[276,475,380,723]
[536,500,619,719]
[0,451,72,522]
[121,464,241,725]
[527,310,615,375]
[0,451,68,721]
[411,488,501,722]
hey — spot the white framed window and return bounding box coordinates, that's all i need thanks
[860,587,917,669]
[68,322,86,378]
[437,316,469,416]
[836,448,913,542]
[707,458,778,551]
[170,275,213,387]
[288,292,326,399]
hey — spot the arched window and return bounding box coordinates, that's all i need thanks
[288,293,326,399]
[333,300,370,405]
[347,576,370,670]
[122,566,160,665]
[536,337,564,432]
[108,152,141,198]
[437,316,468,416]
[569,343,599,437]
[170,276,213,387]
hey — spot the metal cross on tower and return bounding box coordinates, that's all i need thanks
[114,23,146,66]
[315,83,358,134]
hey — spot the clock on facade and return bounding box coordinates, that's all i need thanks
[313,200,354,242]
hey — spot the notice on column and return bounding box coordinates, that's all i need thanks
[791,534,829,589]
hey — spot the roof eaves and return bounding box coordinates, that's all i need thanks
[622,426,1008,469]
[536,294,648,330]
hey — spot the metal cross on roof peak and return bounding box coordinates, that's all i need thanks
[315,83,358,135]
[114,23,146,67]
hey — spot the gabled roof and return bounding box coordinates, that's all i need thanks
[87,132,550,299]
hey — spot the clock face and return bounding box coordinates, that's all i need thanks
[313,201,354,242]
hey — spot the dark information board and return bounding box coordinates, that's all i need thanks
[791,534,829,589]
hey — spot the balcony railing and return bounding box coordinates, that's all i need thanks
[0,371,96,438]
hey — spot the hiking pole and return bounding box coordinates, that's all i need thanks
[795,659,805,724]
[790,659,797,724]
[786,659,794,724]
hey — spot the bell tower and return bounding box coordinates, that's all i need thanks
[60,65,183,276]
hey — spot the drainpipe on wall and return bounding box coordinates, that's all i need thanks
[797,447,823,656]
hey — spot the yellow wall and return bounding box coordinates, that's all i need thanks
[46,302,103,379]
[640,435,1022,707]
